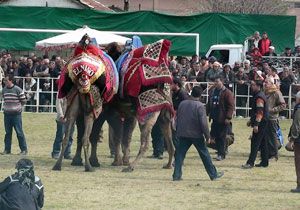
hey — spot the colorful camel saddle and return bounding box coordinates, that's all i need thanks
[136,85,174,123]
[119,39,173,98]
[118,39,174,120]
[58,44,118,118]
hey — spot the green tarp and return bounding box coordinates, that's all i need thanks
[0,6,296,55]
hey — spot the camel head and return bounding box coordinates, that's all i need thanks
[67,34,105,94]
[68,53,105,94]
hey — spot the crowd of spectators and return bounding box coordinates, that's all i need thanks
[1,31,300,116]
[169,31,300,117]
[0,52,65,112]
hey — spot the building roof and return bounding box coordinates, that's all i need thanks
[77,0,113,11]
[98,0,195,14]
[0,0,113,11]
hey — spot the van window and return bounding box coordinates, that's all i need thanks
[209,50,229,64]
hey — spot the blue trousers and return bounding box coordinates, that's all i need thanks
[173,137,218,180]
[52,120,74,157]
[4,113,27,152]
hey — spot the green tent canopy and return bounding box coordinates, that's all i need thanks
[0,6,296,55]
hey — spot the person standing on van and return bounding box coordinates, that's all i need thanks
[258,32,272,56]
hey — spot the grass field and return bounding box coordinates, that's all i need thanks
[0,113,300,210]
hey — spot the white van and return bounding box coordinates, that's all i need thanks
[205,41,249,67]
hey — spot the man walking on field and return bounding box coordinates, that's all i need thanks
[172,86,223,181]
[207,76,235,161]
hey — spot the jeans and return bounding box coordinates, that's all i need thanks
[173,137,218,180]
[151,122,164,156]
[4,113,27,152]
[172,129,179,150]
[52,120,74,157]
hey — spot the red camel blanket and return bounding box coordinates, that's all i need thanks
[120,39,173,98]
[136,85,174,123]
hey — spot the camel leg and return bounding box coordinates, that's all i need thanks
[71,114,84,166]
[89,115,105,167]
[159,110,174,169]
[107,112,123,166]
[122,116,137,166]
[122,111,160,172]
[53,97,79,171]
[82,114,95,172]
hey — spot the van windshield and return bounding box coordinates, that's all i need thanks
[209,50,229,64]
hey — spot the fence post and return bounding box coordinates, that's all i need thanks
[289,85,292,119]
[247,84,250,118]
[36,78,40,113]
[234,83,237,117]
[50,78,54,113]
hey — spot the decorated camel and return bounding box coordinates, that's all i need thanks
[52,34,118,172]
[70,38,175,172]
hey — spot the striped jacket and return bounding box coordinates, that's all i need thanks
[2,85,26,114]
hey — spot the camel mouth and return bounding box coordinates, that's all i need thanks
[78,78,91,93]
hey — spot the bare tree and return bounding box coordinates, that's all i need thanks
[181,0,290,15]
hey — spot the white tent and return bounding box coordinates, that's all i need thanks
[35,26,130,50]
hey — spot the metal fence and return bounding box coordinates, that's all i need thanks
[0,77,299,119]
[260,56,300,70]
[184,81,300,119]
[0,77,59,113]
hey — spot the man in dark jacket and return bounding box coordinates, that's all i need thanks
[0,158,44,210]
[171,77,190,149]
[172,86,223,181]
[242,80,269,169]
[150,77,189,158]
[207,76,235,161]
[171,77,190,110]
[289,92,300,193]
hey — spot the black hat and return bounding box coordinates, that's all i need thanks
[16,158,34,171]
[208,56,217,63]
[173,77,183,88]
[200,56,207,60]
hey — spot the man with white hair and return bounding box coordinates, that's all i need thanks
[264,77,286,160]
[247,31,261,48]
[243,60,251,74]
[206,61,222,82]
[289,91,300,193]
[264,46,277,56]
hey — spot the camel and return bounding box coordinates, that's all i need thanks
[52,34,117,172]
[52,86,102,172]
[70,99,134,168]
[70,39,175,172]
[70,95,174,172]
[121,108,174,172]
